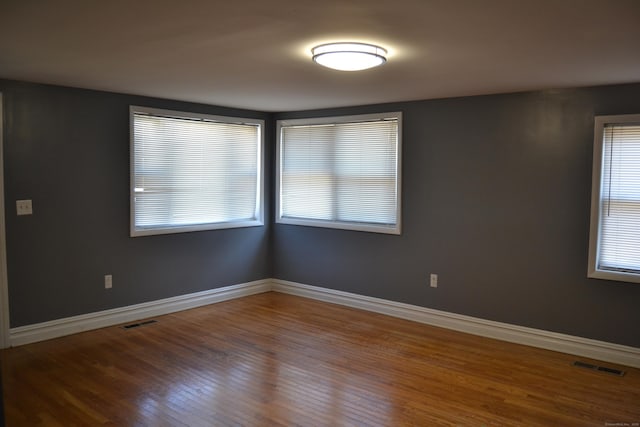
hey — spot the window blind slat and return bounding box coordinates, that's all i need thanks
[131,107,262,236]
[278,113,401,234]
[597,122,640,274]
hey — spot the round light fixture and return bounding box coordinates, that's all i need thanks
[312,42,387,71]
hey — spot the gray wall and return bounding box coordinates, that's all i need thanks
[273,84,640,348]
[2,80,272,327]
[3,79,640,348]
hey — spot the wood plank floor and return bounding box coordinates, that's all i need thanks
[2,292,639,426]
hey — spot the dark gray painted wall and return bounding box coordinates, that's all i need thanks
[273,84,640,348]
[2,79,640,348]
[1,80,272,327]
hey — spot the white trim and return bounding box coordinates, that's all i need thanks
[0,92,10,349]
[129,105,265,238]
[271,279,640,369]
[588,113,640,284]
[9,278,640,369]
[10,279,271,347]
[276,111,402,235]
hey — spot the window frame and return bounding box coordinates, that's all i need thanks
[130,106,264,237]
[276,112,402,235]
[588,113,640,284]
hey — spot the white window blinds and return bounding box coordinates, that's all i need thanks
[131,106,263,236]
[277,113,401,234]
[589,114,640,283]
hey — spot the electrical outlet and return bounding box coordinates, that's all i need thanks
[430,273,438,288]
[104,274,113,289]
[16,199,33,216]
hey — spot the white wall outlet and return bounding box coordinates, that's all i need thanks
[104,274,113,289]
[430,273,438,288]
[16,199,33,216]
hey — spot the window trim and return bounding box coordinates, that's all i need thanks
[588,113,640,284]
[276,112,402,235]
[130,106,264,237]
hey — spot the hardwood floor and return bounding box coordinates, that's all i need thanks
[2,292,639,426]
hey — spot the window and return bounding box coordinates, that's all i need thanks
[276,112,401,234]
[130,106,263,237]
[588,114,640,283]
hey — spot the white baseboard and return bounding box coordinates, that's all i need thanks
[9,279,271,347]
[9,277,640,369]
[271,279,640,369]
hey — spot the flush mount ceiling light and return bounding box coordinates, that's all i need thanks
[312,42,387,71]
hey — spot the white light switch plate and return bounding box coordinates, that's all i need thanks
[16,199,33,216]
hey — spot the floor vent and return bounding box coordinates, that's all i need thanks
[122,319,157,330]
[573,361,625,376]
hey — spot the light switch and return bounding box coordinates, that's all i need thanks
[16,199,33,216]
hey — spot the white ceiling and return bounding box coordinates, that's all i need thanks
[1,0,639,112]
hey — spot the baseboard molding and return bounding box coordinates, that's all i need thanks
[10,279,272,347]
[9,278,640,369]
[271,279,640,369]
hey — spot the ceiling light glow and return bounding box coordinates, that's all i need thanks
[312,42,387,71]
